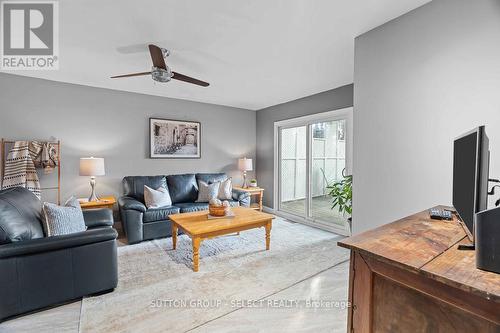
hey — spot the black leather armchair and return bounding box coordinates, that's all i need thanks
[0,187,118,322]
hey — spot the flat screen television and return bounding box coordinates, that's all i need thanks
[452,126,489,242]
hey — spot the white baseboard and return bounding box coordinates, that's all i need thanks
[262,206,275,214]
[265,207,350,237]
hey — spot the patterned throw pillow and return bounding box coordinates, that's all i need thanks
[42,197,87,237]
[144,185,172,208]
[196,181,220,203]
[218,177,233,200]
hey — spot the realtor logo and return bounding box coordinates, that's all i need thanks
[1,1,59,70]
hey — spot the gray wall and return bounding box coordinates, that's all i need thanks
[0,73,256,202]
[353,0,500,234]
[256,84,354,208]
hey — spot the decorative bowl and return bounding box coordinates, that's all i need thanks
[209,204,226,217]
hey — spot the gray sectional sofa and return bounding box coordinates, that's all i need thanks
[118,173,250,244]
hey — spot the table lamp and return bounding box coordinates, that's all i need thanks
[238,157,253,188]
[79,157,105,202]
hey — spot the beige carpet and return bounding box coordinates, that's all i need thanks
[79,218,349,333]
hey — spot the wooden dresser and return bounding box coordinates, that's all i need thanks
[338,206,500,333]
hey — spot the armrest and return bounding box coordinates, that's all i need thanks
[232,189,251,207]
[118,196,146,212]
[0,228,118,259]
[83,208,114,228]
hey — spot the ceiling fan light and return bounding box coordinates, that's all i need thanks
[151,66,172,83]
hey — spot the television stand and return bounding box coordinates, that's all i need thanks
[338,206,500,332]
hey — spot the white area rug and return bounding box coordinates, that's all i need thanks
[79,218,349,333]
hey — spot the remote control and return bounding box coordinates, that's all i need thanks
[429,209,443,220]
[429,209,453,220]
[442,210,452,220]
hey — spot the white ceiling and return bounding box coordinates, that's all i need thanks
[3,0,430,110]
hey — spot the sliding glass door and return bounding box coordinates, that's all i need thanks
[275,108,352,234]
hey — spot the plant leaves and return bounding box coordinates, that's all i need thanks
[327,173,352,217]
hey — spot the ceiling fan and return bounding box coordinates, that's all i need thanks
[110,44,209,87]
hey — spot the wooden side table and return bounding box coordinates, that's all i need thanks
[233,186,264,211]
[78,195,116,210]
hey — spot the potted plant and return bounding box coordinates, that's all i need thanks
[327,171,352,232]
[249,179,258,188]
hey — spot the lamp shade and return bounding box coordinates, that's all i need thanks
[238,158,253,171]
[79,157,105,176]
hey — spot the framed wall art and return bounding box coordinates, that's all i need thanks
[150,118,201,159]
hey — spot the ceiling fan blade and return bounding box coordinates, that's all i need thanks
[148,44,167,69]
[110,71,151,78]
[171,71,209,87]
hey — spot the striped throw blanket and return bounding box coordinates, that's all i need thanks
[2,141,58,199]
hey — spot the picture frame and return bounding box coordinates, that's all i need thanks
[149,118,201,159]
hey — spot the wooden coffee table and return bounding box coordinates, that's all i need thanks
[169,207,274,272]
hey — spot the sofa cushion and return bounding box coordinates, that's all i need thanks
[196,173,228,185]
[122,176,167,203]
[144,185,172,209]
[175,202,209,213]
[0,187,44,244]
[143,206,180,223]
[42,197,87,237]
[218,178,233,200]
[167,174,198,204]
[196,181,220,203]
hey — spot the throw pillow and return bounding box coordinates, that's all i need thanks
[42,197,87,237]
[144,185,172,208]
[218,177,233,200]
[196,181,220,203]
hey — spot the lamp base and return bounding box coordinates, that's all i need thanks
[242,171,248,188]
[88,177,100,202]
[88,193,100,202]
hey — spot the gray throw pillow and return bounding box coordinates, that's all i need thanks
[144,185,172,208]
[218,177,233,200]
[42,197,87,237]
[196,181,220,203]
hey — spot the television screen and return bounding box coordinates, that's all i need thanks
[452,126,489,241]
